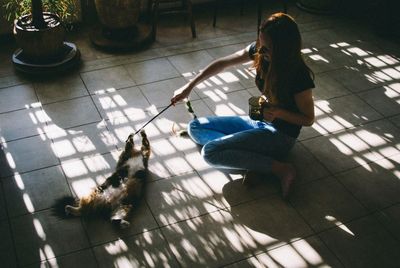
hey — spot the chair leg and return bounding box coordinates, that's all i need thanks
[186,0,197,38]
[152,0,160,40]
[213,0,218,28]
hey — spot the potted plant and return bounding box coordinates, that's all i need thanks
[3,0,80,73]
[91,0,154,50]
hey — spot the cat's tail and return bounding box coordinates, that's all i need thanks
[52,195,78,219]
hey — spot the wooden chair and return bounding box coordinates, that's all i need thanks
[149,0,197,38]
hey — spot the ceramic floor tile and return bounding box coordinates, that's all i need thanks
[146,135,195,177]
[203,89,252,116]
[61,152,118,198]
[319,45,369,69]
[125,57,180,85]
[389,114,400,128]
[358,84,400,117]
[228,195,314,248]
[0,143,13,178]
[92,86,151,121]
[0,71,21,87]
[93,229,178,268]
[0,106,47,142]
[1,136,60,177]
[289,177,368,232]
[374,203,400,241]
[374,38,400,58]
[328,67,384,93]
[139,77,200,108]
[0,64,12,78]
[234,64,257,89]
[0,183,7,220]
[223,256,261,268]
[0,84,38,113]
[313,72,351,101]
[42,96,101,129]
[10,209,89,267]
[297,124,325,141]
[0,220,17,268]
[206,43,247,59]
[161,210,255,267]
[335,155,400,212]
[83,202,158,246]
[286,142,330,184]
[252,236,343,268]
[34,74,88,104]
[192,68,245,100]
[146,172,222,226]
[246,86,261,97]
[3,166,71,217]
[315,27,374,46]
[167,50,215,73]
[81,66,136,94]
[162,196,313,267]
[197,168,280,209]
[318,215,400,268]
[303,50,341,74]
[301,31,331,49]
[25,249,98,268]
[354,119,400,160]
[301,132,369,174]
[50,121,118,162]
[312,94,382,134]
[355,49,399,70]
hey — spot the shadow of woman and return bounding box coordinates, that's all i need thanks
[221,177,343,267]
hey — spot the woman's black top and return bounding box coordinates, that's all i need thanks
[248,41,315,138]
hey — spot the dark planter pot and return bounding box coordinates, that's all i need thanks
[14,12,65,62]
[91,0,154,51]
[94,0,141,29]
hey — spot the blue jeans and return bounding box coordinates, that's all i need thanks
[188,116,296,174]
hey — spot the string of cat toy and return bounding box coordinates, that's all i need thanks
[125,103,173,142]
[125,100,197,142]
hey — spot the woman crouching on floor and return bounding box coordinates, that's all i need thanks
[171,13,315,199]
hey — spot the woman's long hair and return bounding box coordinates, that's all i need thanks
[254,13,313,105]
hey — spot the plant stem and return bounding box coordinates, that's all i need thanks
[31,0,46,29]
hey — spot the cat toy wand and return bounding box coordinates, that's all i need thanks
[125,100,197,142]
[125,103,173,142]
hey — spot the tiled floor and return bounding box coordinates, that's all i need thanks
[1,1,400,267]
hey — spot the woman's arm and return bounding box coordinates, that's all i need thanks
[171,47,253,104]
[263,89,315,126]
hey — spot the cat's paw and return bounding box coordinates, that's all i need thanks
[120,220,130,229]
[111,218,130,229]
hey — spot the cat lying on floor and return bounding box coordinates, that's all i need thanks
[56,130,151,228]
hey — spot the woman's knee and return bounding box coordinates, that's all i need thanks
[201,141,220,164]
[188,118,200,130]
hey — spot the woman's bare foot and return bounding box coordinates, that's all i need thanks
[272,161,296,199]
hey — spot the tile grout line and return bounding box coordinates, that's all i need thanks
[0,177,20,267]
